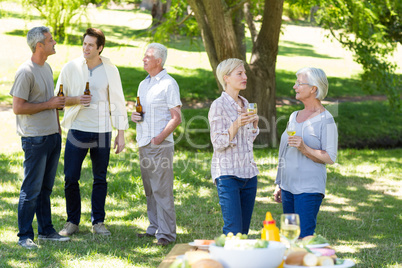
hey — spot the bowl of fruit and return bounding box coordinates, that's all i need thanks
[209,233,286,268]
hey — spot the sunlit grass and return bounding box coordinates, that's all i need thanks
[0,2,401,268]
[1,139,401,267]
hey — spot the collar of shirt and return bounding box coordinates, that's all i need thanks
[221,91,247,112]
[145,69,168,83]
[78,55,113,67]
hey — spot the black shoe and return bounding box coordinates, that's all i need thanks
[156,238,170,246]
[38,232,70,241]
[137,233,154,238]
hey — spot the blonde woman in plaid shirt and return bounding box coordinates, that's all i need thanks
[208,58,260,235]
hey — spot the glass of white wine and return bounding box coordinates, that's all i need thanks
[280,213,300,249]
[247,103,257,113]
[247,103,257,130]
[286,121,296,147]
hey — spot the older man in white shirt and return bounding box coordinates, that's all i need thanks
[131,43,182,246]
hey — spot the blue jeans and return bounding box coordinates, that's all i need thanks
[281,189,324,238]
[64,130,111,225]
[216,175,257,235]
[18,133,61,241]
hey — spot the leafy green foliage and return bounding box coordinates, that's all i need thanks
[152,0,200,42]
[315,0,402,111]
[21,0,97,42]
[154,0,401,111]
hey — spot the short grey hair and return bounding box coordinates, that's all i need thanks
[216,58,244,91]
[296,67,329,101]
[146,43,168,67]
[27,26,50,53]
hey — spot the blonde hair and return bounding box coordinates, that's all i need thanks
[216,58,244,91]
[296,67,329,101]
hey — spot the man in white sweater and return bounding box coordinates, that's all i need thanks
[56,28,128,237]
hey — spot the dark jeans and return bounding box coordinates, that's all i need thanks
[216,175,257,235]
[64,130,111,225]
[281,189,324,238]
[18,133,61,241]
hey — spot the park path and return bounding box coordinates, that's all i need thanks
[1,105,21,153]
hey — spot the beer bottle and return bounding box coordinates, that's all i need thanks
[136,96,144,122]
[84,82,90,95]
[57,84,64,110]
[83,82,90,107]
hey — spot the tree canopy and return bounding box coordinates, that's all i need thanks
[155,0,401,111]
[312,0,401,110]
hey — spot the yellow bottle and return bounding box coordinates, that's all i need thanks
[261,212,283,268]
[261,212,280,241]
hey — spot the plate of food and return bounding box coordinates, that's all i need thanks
[303,234,330,249]
[189,239,215,250]
[284,250,355,267]
[284,259,355,268]
[306,243,330,249]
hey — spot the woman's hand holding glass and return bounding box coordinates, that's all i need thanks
[286,121,297,147]
[246,103,259,131]
[280,213,300,249]
[236,107,257,128]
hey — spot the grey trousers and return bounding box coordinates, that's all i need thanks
[139,140,176,241]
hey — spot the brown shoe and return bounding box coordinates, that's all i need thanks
[137,233,154,238]
[156,238,170,246]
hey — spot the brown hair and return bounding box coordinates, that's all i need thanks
[83,28,105,54]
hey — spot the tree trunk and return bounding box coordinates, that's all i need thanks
[151,0,172,28]
[187,0,284,147]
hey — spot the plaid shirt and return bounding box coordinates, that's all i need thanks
[208,92,259,181]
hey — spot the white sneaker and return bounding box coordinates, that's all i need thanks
[18,238,38,249]
[59,222,79,236]
[92,222,111,236]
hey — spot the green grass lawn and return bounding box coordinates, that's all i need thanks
[0,2,401,268]
[0,146,401,267]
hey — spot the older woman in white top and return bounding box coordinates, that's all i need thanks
[208,58,259,235]
[274,67,338,238]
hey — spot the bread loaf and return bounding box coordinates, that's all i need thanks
[317,256,335,266]
[302,253,318,266]
[285,251,308,265]
[192,259,223,268]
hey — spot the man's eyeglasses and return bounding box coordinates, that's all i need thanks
[295,82,311,87]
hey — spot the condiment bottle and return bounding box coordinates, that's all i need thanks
[261,212,283,268]
[57,84,64,111]
[136,96,144,122]
[261,212,280,241]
